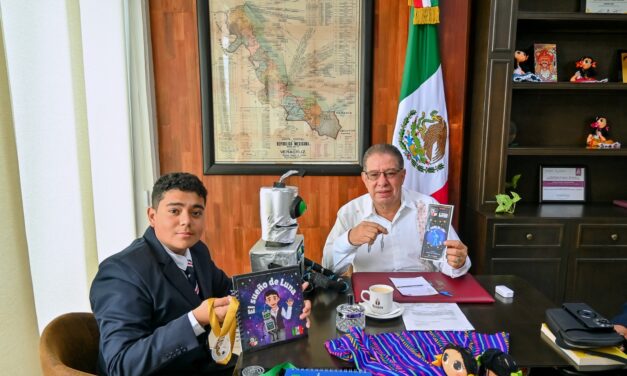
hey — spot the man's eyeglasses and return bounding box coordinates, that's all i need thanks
[362,168,402,181]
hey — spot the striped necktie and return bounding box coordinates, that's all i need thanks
[185,259,200,296]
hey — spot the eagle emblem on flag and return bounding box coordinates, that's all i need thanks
[397,109,447,174]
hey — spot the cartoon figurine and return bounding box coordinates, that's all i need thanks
[570,56,608,83]
[432,344,478,376]
[513,48,541,82]
[263,289,293,342]
[586,116,621,149]
[477,349,521,376]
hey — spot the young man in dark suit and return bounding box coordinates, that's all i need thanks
[90,172,310,376]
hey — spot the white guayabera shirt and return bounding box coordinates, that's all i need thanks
[322,188,471,277]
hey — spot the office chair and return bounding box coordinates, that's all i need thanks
[39,312,99,376]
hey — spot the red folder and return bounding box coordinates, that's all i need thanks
[352,272,495,304]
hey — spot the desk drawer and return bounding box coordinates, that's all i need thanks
[492,223,563,248]
[577,224,627,247]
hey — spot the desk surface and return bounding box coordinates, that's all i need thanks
[239,275,569,370]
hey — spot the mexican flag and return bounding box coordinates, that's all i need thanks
[392,0,449,204]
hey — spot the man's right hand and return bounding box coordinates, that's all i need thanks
[348,221,388,246]
[192,296,232,326]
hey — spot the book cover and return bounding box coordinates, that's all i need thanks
[540,323,626,371]
[534,43,558,82]
[232,265,307,352]
[420,204,454,261]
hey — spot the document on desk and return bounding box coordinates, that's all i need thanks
[389,276,438,296]
[401,303,475,331]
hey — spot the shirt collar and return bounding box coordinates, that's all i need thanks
[160,242,192,271]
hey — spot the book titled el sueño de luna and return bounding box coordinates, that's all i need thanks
[232,265,307,352]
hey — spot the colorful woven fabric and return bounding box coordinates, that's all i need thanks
[325,328,510,376]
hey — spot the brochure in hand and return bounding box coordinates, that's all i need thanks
[232,265,307,352]
[420,204,454,261]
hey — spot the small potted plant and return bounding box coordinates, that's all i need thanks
[495,174,521,214]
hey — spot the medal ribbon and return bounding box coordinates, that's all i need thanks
[206,296,240,364]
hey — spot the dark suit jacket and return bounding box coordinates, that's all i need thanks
[90,227,234,376]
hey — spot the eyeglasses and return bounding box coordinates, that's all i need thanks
[362,168,402,181]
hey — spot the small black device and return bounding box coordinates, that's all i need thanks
[562,302,614,330]
[302,258,349,293]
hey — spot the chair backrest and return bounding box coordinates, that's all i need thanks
[39,312,100,376]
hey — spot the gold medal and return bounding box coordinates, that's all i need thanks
[206,296,240,364]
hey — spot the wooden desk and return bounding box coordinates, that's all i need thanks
[239,275,570,370]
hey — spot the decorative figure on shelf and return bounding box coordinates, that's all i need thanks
[512,48,541,82]
[432,344,478,376]
[570,56,608,83]
[586,116,621,149]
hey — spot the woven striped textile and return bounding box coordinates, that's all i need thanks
[325,328,510,376]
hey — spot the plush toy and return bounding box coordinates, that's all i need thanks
[570,56,608,83]
[587,116,621,149]
[513,47,541,82]
[477,349,521,376]
[432,344,478,376]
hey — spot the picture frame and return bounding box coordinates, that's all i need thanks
[581,0,627,14]
[197,0,373,175]
[620,50,627,83]
[539,166,587,203]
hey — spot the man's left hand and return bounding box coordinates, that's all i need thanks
[444,240,468,269]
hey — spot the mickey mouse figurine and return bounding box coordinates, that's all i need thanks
[477,349,522,376]
[432,343,478,376]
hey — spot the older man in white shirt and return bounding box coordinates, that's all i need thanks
[322,144,470,277]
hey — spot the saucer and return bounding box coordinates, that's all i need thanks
[359,302,404,320]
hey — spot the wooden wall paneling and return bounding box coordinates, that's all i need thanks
[150,0,469,276]
[439,0,471,229]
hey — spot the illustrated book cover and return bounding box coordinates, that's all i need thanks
[534,43,558,82]
[232,265,307,352]
[420,204,454,261]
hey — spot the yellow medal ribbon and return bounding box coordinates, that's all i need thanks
[206,296,240,365]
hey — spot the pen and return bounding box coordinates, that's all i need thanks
[397,284,424,288]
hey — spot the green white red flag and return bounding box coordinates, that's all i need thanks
[392,0,449,203]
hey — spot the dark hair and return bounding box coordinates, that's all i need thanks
[362,144,404,170]
[478,348,519,376]
[264,289,279,299]
[151,172,207,208]
[443,344,478,375]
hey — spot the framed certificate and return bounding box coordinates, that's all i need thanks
[582,0,627,14]
[539,166,587,203]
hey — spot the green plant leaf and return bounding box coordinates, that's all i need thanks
[495,193,513,213]
[505,174,522,190]
[510,174,521,189]
[510,191,521,203]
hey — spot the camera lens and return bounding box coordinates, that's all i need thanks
[579,309,595,318]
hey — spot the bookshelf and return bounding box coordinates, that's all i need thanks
[464,0,627,315]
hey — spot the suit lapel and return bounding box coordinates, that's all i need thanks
[191,244,214,300]
[143,227,202,306]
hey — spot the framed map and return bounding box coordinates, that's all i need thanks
[197,0,373,175]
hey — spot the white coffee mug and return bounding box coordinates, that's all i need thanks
[360,284,394,314]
